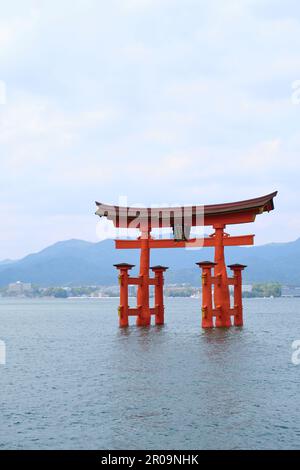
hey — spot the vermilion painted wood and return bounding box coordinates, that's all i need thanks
[95,192,277,229]
[115,234,254,250]
[116,265,133,327]
[136,230,151,326]
[228,264,247,326]
[151,266,168,325]
[128,307,158,316]
[196,262,216,328]
[105,192,277,329]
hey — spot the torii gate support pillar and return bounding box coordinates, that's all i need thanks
[228,264,247,327]
[196,261,216,328]
[114,263,134,328]
[151,265,168,325]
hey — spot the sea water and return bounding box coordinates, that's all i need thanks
[0,297,299,449]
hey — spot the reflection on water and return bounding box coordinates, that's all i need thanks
[0,297,299,449]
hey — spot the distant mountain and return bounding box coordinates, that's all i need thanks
[0,237,300,287]
[0,259,14,266]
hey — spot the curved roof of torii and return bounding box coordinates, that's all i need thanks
[95,191,277,228]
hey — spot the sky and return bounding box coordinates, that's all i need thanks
[1,0,300,259]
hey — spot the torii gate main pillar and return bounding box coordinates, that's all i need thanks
[136,229,151,326]
[213,224,232,327]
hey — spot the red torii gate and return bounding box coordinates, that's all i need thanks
[95,191,277,328]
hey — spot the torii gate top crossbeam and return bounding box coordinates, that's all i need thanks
[95,192,277,229]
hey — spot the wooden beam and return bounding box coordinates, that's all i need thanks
[128,307,141,316]
[204,211,256,226]
[212,307,237,317]
[115,234,254,250]
[128,307,158,316]
[127,277,141,285]
[222,235,254,246]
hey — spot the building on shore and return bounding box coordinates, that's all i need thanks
[282,286,300,297]
[7,281,32,296]
[242,284,252,293]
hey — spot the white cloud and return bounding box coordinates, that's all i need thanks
[0,91,121,173]
[0,8,39,57]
